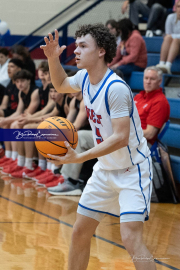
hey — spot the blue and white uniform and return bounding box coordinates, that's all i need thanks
[69,68,152,223]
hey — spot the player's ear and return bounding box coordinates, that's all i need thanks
[99,48,106,58]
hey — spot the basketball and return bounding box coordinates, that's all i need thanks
[35,117,78,159]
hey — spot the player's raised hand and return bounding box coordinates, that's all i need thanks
[40,29,66,59]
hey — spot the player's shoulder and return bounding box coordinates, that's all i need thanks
[69,69,87,83]
[108,75,131,93]
[73,69,87,77]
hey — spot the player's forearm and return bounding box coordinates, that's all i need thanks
[48,57,67,93]
[143,126,158,140]
[77,133,129,163]
[26,117,41,123]
[0,104,7,110]
[143,130,154,140]
[30,110,46,119]
[29,111,42,118]
[4,115,20,125]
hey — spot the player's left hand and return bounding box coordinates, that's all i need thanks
[47,141,81,165]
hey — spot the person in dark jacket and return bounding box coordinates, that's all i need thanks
[121,0,173,36]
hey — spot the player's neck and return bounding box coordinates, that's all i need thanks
[42,81,48,90]
[87,64,108,85]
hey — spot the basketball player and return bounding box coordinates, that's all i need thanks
[0,69,40,168]
[40,25,156,270]
[2,62,54,177]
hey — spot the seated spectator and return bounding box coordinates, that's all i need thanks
[0,48,10,87]
[0,63,54,177]
[134,66,170,145]
[0,70,39,165]
[1,83,58,178]
[121,0,173,36]
[0,84,6,105]
[11,45,36,84]
[156,0,180,74]
[108,18,147,78]
[105,19,121,46]
[0,59,23,118]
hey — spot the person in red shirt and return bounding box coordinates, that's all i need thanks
[134,66,170,145]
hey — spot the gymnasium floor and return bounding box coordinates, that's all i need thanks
[0,175,180,270]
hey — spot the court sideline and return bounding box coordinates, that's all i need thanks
[0,176,180,270]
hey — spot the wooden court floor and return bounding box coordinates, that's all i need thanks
[0,175,180,270]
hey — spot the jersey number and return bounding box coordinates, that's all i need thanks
[96,127,103,144]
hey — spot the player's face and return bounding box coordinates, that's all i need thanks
[8,63,21,79]
[44,71,51,83]
[143,70,162,93]
[107,24,117,36]
[38,69,46,82]
[0,53,8,65]
[176,2,180,17]
[50,88,62,102]
[74,34,103,70]
[15,79,30,92]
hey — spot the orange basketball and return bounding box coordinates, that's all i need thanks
[35,117,78,159]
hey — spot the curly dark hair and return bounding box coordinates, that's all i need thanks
[75,24,117,63]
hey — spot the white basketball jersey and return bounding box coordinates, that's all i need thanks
[82,69,150,170]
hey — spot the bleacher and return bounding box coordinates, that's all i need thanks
[126,36,180,184]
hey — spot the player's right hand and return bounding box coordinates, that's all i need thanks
[40,29,66,59]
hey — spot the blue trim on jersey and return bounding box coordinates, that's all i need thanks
[120,210,149,221]
[148,183,151,203]
[78,203,120,218]
[120,209,146,216]
[147,156,152,181]
[127,145,134,165]
[104,79,134,117]
[137,163,149,220]
[89,70,114,104]
[87,82,93,101]
[132,116,140,145]
[82,72,88,95]
[137,148,146,158]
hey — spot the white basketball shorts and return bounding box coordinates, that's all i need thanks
[77,156,153,223]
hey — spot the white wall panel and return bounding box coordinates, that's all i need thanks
[0,0,74,35]
[1,0,147,36]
